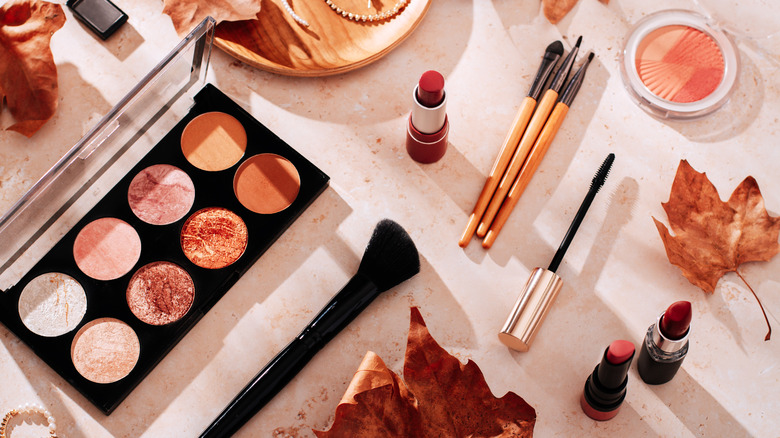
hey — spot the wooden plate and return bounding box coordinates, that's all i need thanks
[214,0,432,76]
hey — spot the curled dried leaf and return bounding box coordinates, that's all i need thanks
[542,0,609,24]
[0,0,65,137]
[162,0,262,36]
[542,0,580,24]
[315,308,536,437]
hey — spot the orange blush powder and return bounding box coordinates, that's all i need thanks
[635,25,725,103]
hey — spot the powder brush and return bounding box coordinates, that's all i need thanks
[200,219,420,437]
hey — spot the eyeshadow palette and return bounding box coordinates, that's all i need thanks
[0,25,329,412]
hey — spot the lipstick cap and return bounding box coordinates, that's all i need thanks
[498,267,563,352]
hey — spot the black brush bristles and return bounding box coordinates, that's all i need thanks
[591,153,615,193]
[358,219,420,292]
[548,153,615,272]
[547,40,564,57]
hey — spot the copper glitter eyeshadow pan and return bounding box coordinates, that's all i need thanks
[0,85,329,414]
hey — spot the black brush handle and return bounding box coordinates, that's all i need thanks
[200,274,379,437]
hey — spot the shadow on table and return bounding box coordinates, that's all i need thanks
[645,366,751,437]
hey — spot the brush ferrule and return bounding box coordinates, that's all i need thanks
[550,44,580,93]
[559,54,593,107]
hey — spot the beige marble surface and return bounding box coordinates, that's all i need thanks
[2,0,780,437]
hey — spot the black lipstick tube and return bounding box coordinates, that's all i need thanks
[581,345,634,421]
[637,312,690,384]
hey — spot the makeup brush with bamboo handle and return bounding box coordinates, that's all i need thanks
[476,36,582,238]
[483,52,595,249]
[459,41,563,247]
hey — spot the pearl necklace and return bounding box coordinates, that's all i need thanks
[280,0,410,27]
[1,403,57,438]
[324,0,410,22]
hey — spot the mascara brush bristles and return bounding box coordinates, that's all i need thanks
[548,153,615,272]
[591,153,615,192]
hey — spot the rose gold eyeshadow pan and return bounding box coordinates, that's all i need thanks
[126,262,194,325]
[0,82,329,414]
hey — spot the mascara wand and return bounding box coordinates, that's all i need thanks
[499,153,615,352]
[549,153,615,272]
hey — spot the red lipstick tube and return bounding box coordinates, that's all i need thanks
[637,301,691,384]
[581,340,635,421]
[406,70,448,163]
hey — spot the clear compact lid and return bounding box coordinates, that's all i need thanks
[0,17,216,291]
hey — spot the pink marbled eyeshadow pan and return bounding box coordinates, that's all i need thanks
[128,164,195,225]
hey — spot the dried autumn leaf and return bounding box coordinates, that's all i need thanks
[313,352,424,438]
[654,159,780,339]
[542,0,609,24]
[162,0,262,36]
[315,308,536,437]
[0,0,65,137]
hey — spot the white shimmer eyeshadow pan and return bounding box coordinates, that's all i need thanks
[18,273,87,337]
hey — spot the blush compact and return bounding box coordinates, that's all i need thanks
[620,9,739,120]
[0,19,329,414]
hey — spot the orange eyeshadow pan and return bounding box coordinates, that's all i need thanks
[233,154,301,214]
[180,207,248,269]
[181,112,247,171]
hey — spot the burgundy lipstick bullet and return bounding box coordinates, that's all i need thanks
[581,339,635,421]
[637,301,692,385]
[406,70,449,163]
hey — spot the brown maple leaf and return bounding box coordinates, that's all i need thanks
[542,0,609,24]
[0,0,65,137]
[314,308,536,437]
[162,0,262,36]
[654,159,780,340]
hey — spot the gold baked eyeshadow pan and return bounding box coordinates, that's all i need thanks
[0,85,329,414]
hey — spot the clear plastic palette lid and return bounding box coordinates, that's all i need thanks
[0,18,216,291]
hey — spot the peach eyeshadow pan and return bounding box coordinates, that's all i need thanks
[73,217,142,281]
[181,112,247,171]
[234,154,301,214]
[71,318,140,384]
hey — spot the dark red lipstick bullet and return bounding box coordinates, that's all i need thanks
[406,70,449,163]
[638,301,692,384]
[581,340,635,421]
